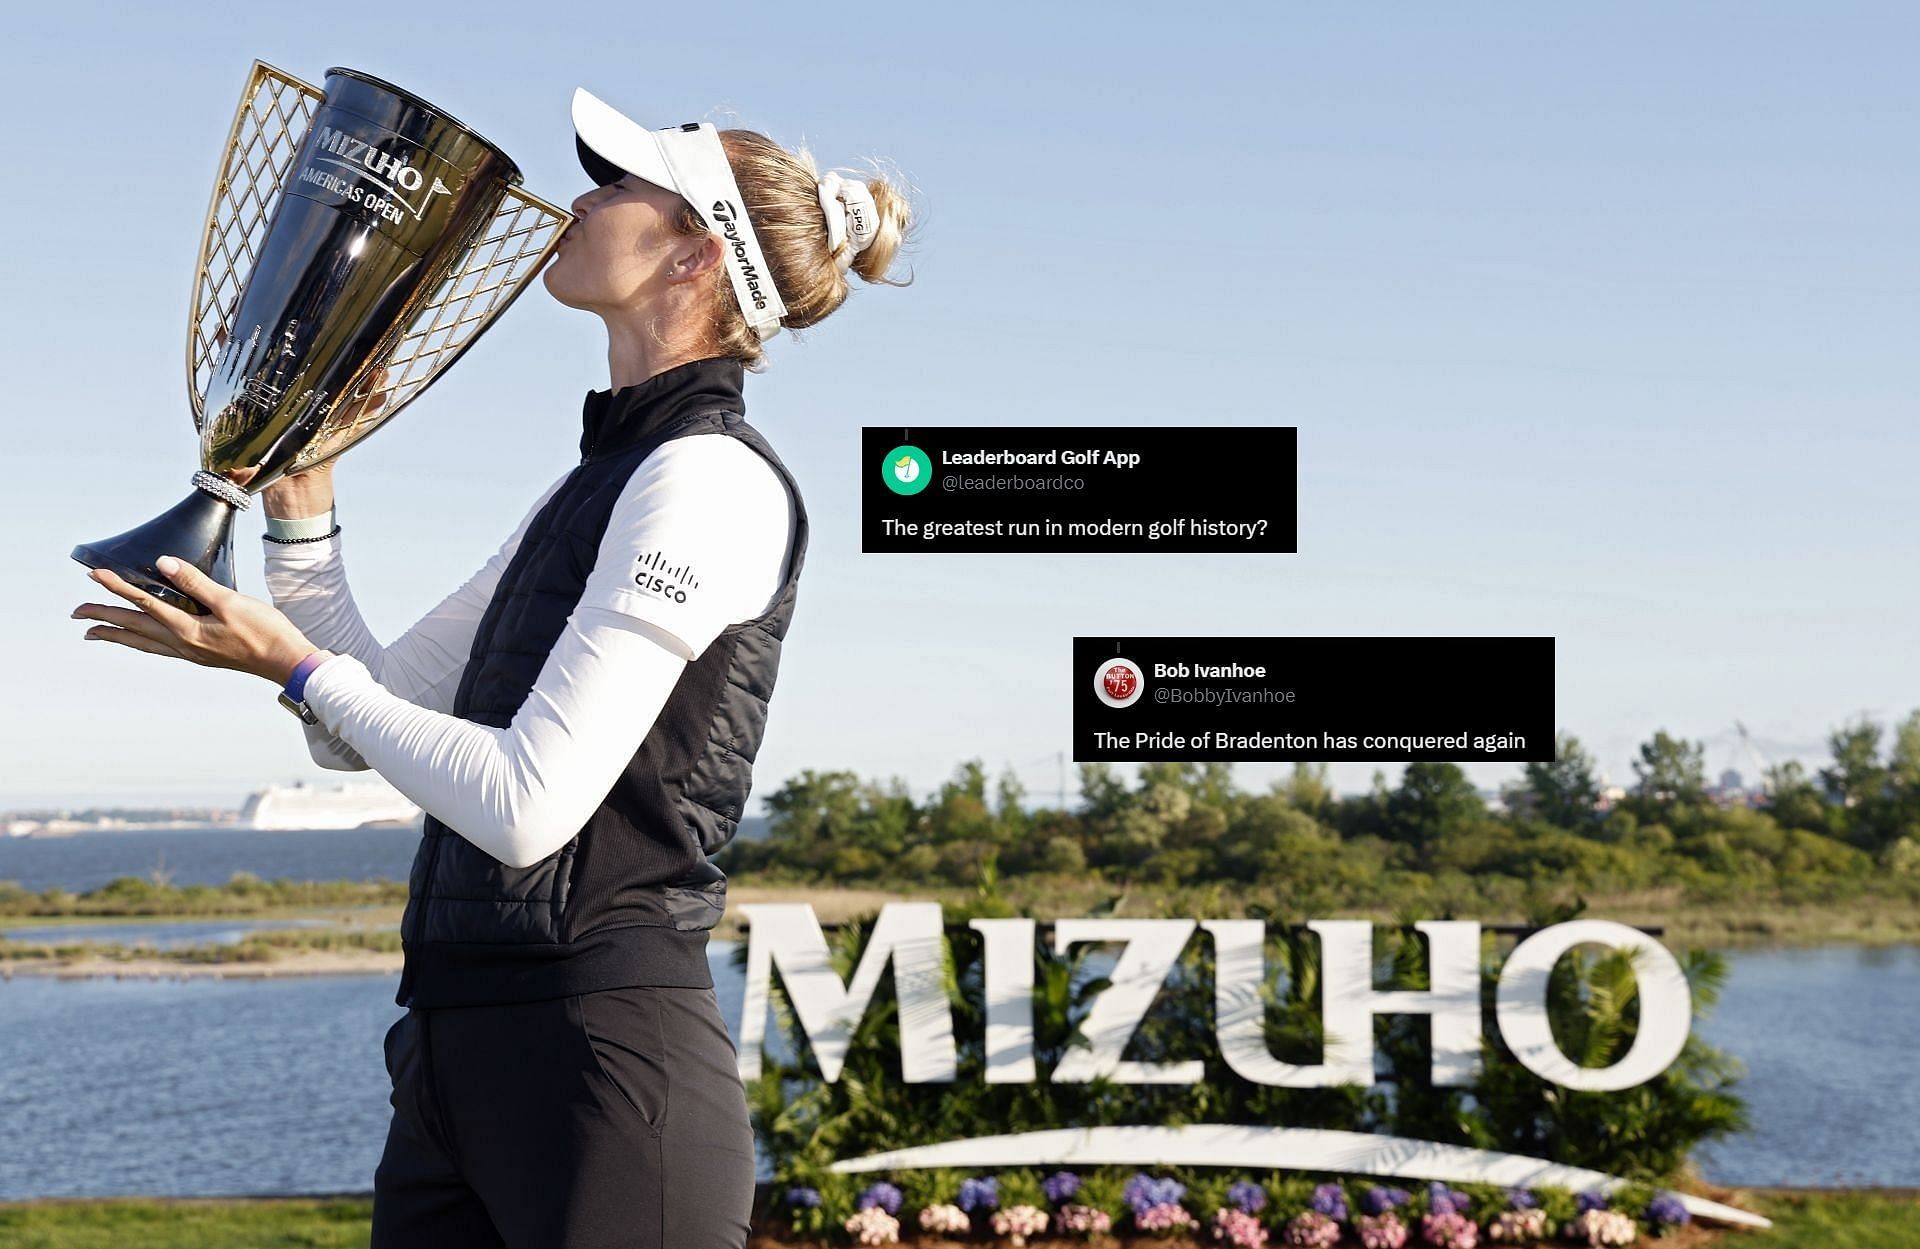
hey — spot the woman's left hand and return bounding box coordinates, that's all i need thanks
[72,556,323,685]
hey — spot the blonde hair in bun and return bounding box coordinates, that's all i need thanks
[668,127,917,369]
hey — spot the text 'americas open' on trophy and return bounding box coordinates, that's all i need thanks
[72,60,573,615]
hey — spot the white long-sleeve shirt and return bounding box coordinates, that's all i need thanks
[261,434,796,870]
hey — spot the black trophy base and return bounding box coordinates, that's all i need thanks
[72,486,239,617]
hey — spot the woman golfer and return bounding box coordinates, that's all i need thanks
[71,86,911,1248]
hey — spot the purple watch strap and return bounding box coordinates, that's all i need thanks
[285,651,329,702]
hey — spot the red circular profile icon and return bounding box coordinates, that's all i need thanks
[1094,656,1146,708]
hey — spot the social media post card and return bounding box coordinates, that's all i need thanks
[1074,636,1555,763]
[862,425,1295,553]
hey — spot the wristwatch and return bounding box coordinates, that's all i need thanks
[278,650,331,724]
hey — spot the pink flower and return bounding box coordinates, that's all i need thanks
[991,1204,1050,1246]
[1057,1204,1114,1236]
[1284,1211,1343,1248]
[1488,1209,1549,1242]
[1565,1210,1638,1246]
[845,1206,901,1245]
[1421,1210,1480,1249]
[918,1203,971,1234]
[1213,1206,1270,1248]
[1137,1201,1199,1235]
[1358,1212,1411,1249]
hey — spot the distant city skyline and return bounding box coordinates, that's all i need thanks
[9,3,1918,813]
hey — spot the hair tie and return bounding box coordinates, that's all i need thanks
[817,171,880,273]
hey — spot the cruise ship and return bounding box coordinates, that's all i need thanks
[239,779,423,831]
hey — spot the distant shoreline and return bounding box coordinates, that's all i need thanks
[4,820,418,837]
[0,949,403,980]
[1,882,1916,978]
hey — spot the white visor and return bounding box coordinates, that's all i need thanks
[571,87,787,342]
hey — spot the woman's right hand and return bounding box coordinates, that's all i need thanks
[223,365,386,520]
[260,462,336,521]
[220,460,336,521]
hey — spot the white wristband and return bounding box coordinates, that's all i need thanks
[264,506,337,541]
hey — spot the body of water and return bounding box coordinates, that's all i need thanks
[0,827,419,893]
[1692,942,1920,1188]
[0,821,765,894]
[3,917,341,949]
[0,947,759,1202]
[0,830,1910,1198]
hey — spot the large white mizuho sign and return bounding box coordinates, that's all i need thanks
[738,905,1770,1232]
[737,904,1693,1094]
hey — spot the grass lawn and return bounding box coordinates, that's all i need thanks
[0,1195,373,1248]
[1738,1190,1920,1248]
[0,1190,1911,1248]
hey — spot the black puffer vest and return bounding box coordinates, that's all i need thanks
[395,356,809,1009]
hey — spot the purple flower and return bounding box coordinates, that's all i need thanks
[958,1175,999,1212]
[1504,1188,1538,1210]
[1042,1170,1082,1204]
[1364,1186,1413,1215]
[1425,1182,1470,1217]
[1123,1172,1187,1215]
[1311,1183,1350,1222]
[1646,1193,1692,1226]
[1228,1180,1269,1214]
[1575,1189,1610,1214]
[785,1186,822,1209]
[858,1181,903,1214]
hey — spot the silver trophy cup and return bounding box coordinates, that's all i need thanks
[72,61,572,614]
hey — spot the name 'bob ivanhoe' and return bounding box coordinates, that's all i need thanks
[735,904,1695,1095]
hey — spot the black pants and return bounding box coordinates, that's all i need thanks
[371,984,756,1249]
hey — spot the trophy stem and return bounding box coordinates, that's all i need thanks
[71,485,240,617]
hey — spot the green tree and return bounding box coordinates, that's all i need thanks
[1761,759,1828,833]
[930,759,995,845]
[1217,797,1342,902]
[735,769,923,877]
[1386,762,1483,856]
[1886,710,1920,848]
[763,770,868,850]
[1822,717,1895,850]
[1076,762,1129,820]
[993,767,1029,839]
[1135,761,1236,809]
[1278,763,1335,820]
[1631,731,1706,806]
[1821,717,1886,807]
[1521,732,1604,830]
[1888,710,1920,792]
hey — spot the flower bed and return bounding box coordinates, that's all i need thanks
[764,1172,1733,1248]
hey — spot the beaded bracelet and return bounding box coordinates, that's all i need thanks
[263,524,342,545]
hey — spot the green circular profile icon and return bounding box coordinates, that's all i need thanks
[883,444,933,495]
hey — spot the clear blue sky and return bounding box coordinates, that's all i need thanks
[7,3,1917,810]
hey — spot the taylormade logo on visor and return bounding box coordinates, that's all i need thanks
[710,200,770,310]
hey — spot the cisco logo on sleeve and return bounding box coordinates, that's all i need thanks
[631,551,700,604]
